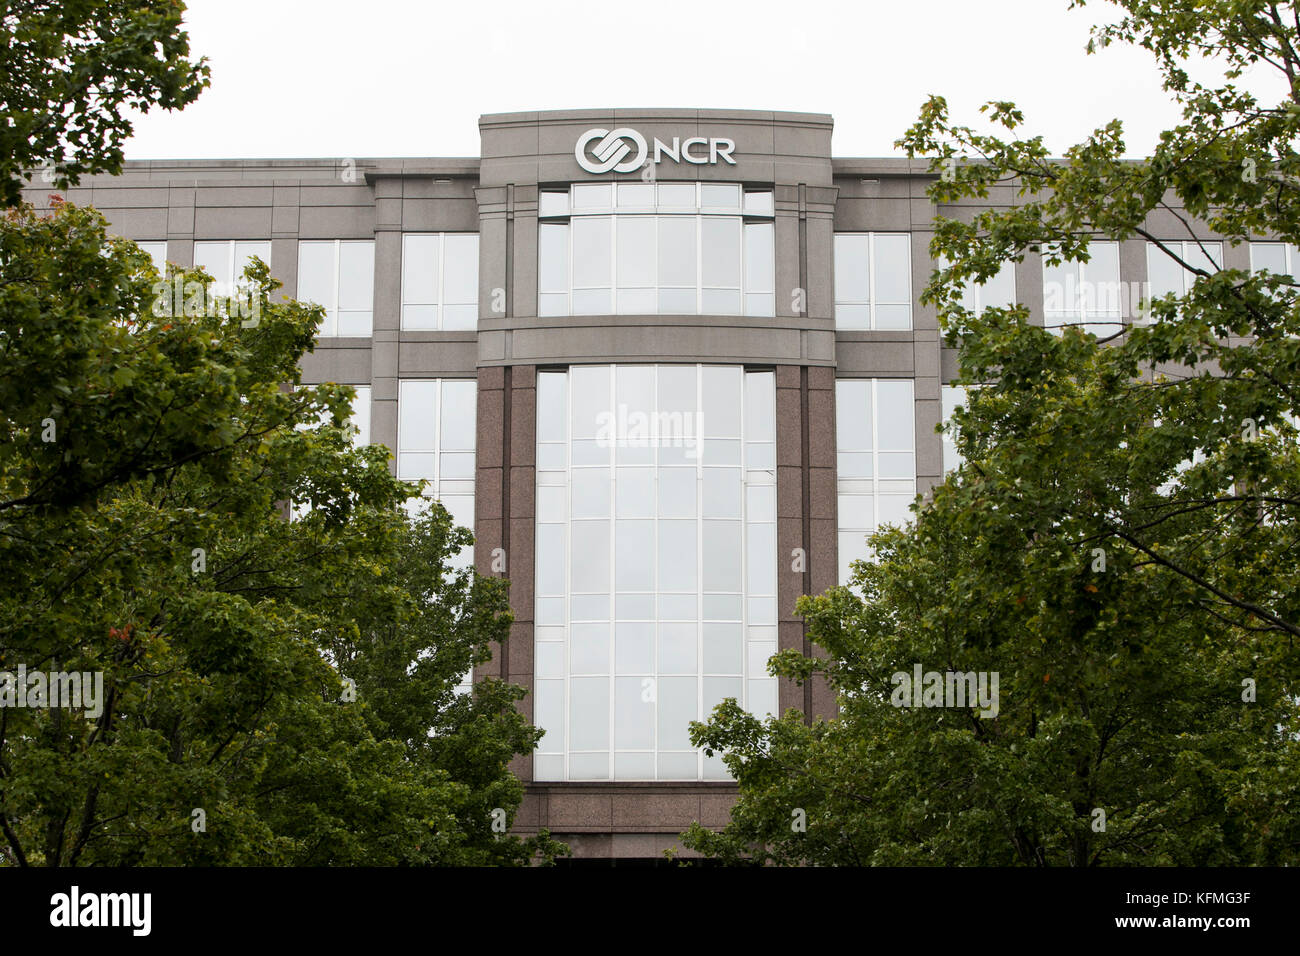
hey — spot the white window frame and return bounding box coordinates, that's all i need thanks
[400,233,480,330]
[537,183,775,318]
[835,379,917,586]
[135,240,168,274]
[833,232,914,330]
[297,239,375,337]
[193,240,271,297]
[960,261,1017,313]
[1041,242,1122,336]
[532,364,778,783]
[1249,241,1300,278]
[941,384,974,474]
[396,378,477,568]
[1141,240,1223,324]
[289,384,372,521]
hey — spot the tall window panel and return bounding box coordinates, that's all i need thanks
[941,384,971,474]
[961,261,1016,312]
[297,240,375,336]
[1249,241,1300,280]
[401,234,480,330]
[1143,241,1222,323]
[397,379,477,570]
[346,385,372,447]
[1041,242,1121,336]
[534,365,778,782]
[536,183,775,317]
[836,379,916,585]
[293,384,371,444]
[290,385,371,520]
[135,241,168,274]
[833,233,913,329]
[193,240,271,297]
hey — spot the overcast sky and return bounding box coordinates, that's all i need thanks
[122,0,1281,161]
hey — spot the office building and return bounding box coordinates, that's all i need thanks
[34,107,1240,860]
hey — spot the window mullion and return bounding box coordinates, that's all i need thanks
[695,362,703,781]
[438,235,446,330]
[867,234,876,330]
[696,216,703,313]
[333,240,342,335]
[564,370,571,782]
[607,364,615,781]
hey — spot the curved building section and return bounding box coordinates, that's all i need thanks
[475,109,837,368]
[468,112,844,860]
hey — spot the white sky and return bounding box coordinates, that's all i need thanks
[122,0,1284,161]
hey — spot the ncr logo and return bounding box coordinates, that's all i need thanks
[575,127,737,174]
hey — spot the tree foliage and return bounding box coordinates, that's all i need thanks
[1,0,210,207]
[0,201,562,865]
[683,0,1300,865]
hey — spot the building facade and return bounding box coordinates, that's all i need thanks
[34,107,1249,861]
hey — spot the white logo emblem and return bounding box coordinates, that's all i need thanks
[575,127,648,174]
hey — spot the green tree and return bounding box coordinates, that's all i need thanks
[683,0,1300,865]
[1,0,210,207]
[0,201,562,865]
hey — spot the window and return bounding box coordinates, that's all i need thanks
[1249,241,1300,281]
[294,385,370,443]
[135,241,168,274]
[397,379,477,569]
[402,234,480,330]
[533,365,778,782]
[960,261,1016,312]
[941,385,972,474]
[343,385,371,447]
[193,240,271,297]
[290,385,371,520]
[536,183,775,317]
[397,379,477,700]
[836,379,916,584]
[1041,242,1121,336]
[297,240,374,336]
[1143,241,1222,323]
[834,233,913,329]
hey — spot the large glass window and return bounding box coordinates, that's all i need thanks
[1143,240,1222,323]
[193,240,271,297]
[941,384,971,474]
[1249,241,1300,280]
[297,240,375,336]
[533,365,778,782]
[537,183,775,317]
[290,385,371,521]
[960,261,1016,313]
[135,241,168,274]
[836,379,916,585]
[397,379,477,569]
[402,234,479,330]
[834,233,913,329]
[1041,242,1122,336]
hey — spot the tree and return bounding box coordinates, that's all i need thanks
[1,0,209,208]
[682,0,1300,865]
[0,201,562,865]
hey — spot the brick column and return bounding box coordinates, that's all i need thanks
[475,364,537,779]
[776,364,839,721]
